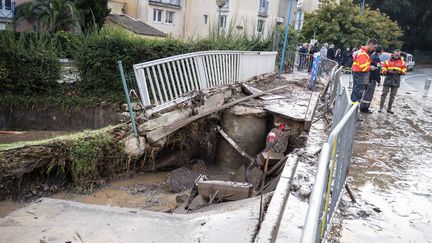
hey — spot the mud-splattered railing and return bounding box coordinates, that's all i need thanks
[133,51,277,109]
[301,80,358,243]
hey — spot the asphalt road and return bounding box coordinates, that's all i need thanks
[341,65,432,98]
[399,66,432,96]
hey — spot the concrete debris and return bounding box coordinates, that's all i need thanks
[299,185,312,199]
[139,108,193,132]
[175,194,188,204]
[167,167,202,193]
[187,195,206,211]
[119,112,131,122]
[122,102,143,112]
[230,165,246,182]
[196,90,232,114]
[123,135,146,158]
[197,180,253,201]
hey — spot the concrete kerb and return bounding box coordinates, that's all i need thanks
[254,152,300,242]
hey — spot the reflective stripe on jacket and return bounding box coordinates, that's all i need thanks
[352,47,371,72]
[382,56,407,87]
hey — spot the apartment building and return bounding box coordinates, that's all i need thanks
[108,0,323,39]
[0,0,16,30]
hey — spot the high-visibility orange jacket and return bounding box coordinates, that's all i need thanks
[352,47,371,72]
[381,56,407,87]
[382,57,407,75]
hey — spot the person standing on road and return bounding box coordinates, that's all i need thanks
[298,43,308,70]
[308,43,319,72]
[360,45,383,113]
[327,44,335,60]
[351,39,378,104]
[379,49,407,114]
[320,43,329,58]
[335,48,342,64]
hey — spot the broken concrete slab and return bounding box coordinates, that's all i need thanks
[187,195,206,211]
[197,180,253,201]
[139,108,193,133]
[196,90,232,114]
[168,167,202,193]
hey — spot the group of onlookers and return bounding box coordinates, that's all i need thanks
[297,39,407,114]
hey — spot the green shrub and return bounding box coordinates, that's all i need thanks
[0,31,61,95]
[0,26,290,106]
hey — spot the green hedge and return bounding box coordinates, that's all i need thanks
[0,27,276,100]
[0,31,61,95]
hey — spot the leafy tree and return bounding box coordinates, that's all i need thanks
[14,0,83,33]
[301,0,403,50]
[354,0,432,51]
[75,0,111,32]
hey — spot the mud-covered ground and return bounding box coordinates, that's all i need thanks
[332,90,432,242]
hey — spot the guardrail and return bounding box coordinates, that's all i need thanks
[279,52,338,84]
[133,51,277,108]
[301,77,358,243]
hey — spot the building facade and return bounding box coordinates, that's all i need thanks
[0,0,16,30]
[108,0,324,39]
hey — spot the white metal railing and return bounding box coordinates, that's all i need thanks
[133,50,277,108]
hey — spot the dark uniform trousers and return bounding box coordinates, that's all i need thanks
[380,86,399,111]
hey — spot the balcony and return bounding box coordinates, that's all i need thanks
[149,0,181,9]
[258,0,269,17]
[0,0,16,20]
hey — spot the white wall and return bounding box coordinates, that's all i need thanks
[137,0,186,38]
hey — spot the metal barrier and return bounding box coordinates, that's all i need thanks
[279,51,314,73]
[301,79,359,243]
[318,56,338,83]
[133,51,277,108]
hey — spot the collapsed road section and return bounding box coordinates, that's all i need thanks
[0,52,334,242]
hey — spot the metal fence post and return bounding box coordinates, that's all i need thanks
[423,78,431,97]
[278,0,295,79]
[118,60,140,142]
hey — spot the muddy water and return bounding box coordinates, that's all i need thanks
[335,95,432,242]
[0,131,71,144]
[51,172,180,211]
[0,201,24,217]
[0,172,181,217]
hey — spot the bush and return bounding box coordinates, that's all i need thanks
[0,26,279,104]
[0,31,61,95]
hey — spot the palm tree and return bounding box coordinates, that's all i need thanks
[14,0,83,33]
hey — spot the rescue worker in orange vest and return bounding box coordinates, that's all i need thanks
[351,39,378,103]
[379,49,407,114]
